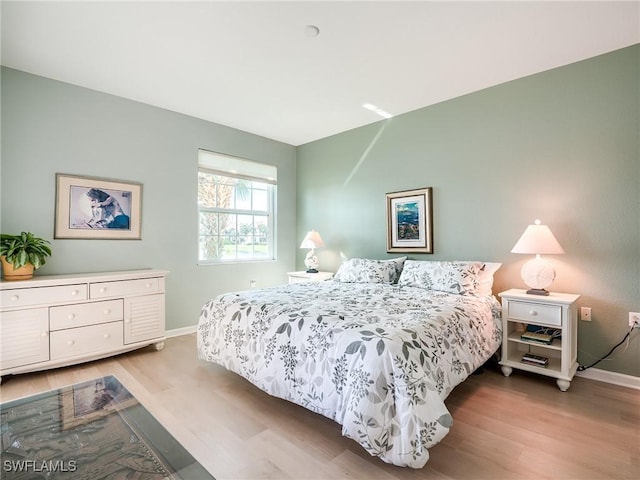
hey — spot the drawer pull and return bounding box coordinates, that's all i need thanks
[529,310,538,316]
[100,287,107,293]
[104,309,111,315]
[67,340,75,346]
[11,295,19,302]
[103,333,111,339]
[146,283,152,288]
[68,314,76,320]
[71,290,79,296]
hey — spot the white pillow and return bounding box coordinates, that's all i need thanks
[333,258,397,284]
[398,260,484,295]
[477,262,502,296]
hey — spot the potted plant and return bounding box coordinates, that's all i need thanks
[0,232,52,281]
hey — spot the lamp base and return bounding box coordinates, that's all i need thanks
[526,288,550,296]
[521,257,556,295]
[304,248,319,273]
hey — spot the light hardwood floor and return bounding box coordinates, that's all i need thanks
[1,334,638,480]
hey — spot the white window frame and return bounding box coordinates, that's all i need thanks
[197,149,277,264]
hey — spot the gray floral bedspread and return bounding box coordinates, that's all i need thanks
[197,281,502,468]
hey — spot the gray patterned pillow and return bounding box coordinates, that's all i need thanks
[381,256,407,283]
[397,260,484,295]
[333,258,397,284]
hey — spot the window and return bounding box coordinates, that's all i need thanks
[198,149,277,263]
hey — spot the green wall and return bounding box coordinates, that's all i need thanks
[2,46,638,378]
[297,45,640,378]
[0,67,297,331]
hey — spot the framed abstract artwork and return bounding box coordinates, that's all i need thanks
[386,187,433,253]
[55,174,142,239]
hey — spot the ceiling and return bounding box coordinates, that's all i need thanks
[2,1,639,146]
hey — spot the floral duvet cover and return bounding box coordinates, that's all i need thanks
[197,281,502,468]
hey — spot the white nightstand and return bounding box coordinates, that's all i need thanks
[287,271,333,284]
[498,289,580,391]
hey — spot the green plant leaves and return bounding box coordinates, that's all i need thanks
[0,232,51,269]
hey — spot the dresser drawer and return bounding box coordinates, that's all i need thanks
[90,277,161,299]
[50,321,123,360]
[507,300,562,327]
[50,299,124,331]
[1,284,87,309]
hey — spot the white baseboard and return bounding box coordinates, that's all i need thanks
[576,368,640,390]
[166,325,197,338]
[166,325,639,390]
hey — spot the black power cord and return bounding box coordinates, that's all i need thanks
[577,322,638,371]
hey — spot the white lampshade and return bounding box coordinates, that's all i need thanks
[511,220,564,295]
[300,230,325,249]
[511,220,565,255]
[300,230,325,273]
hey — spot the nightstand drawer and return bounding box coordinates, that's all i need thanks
[287,271,333,284]
[507,300,562,326]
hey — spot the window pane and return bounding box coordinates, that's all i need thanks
[197,172,217,209]
[220,235,237,260]
[199,235,218,261]
[252,188,268,211]
[220,180,236,209]
[254,216,268,244]
[237,214,252,250]
[221,213,237,238]
[232,180,249,210]
[199,211,216,235]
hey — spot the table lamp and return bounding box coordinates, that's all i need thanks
[300,230,325,273]
[511,219,565,295]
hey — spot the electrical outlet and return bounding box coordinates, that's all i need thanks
[580,307,592,321]
[629,312,640,328]
[249,280,257,288]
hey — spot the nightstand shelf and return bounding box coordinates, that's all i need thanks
[498,289,580,391]
[503,349,563,372]
[506,329,563,351]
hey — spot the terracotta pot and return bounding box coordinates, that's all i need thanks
[1,256,35,281]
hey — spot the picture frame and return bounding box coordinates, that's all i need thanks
[55,174,142,239]
[386,187,433,253]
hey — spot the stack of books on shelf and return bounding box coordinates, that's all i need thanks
[521,353,549,367]
[520,330,553,345]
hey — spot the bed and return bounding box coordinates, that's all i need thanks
[197,259,502,468]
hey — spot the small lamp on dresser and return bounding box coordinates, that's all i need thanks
[511,219,565,295]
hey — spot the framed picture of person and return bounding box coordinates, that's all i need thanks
[55,174,142,239]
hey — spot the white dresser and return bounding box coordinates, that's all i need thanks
[0,269,168,383]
